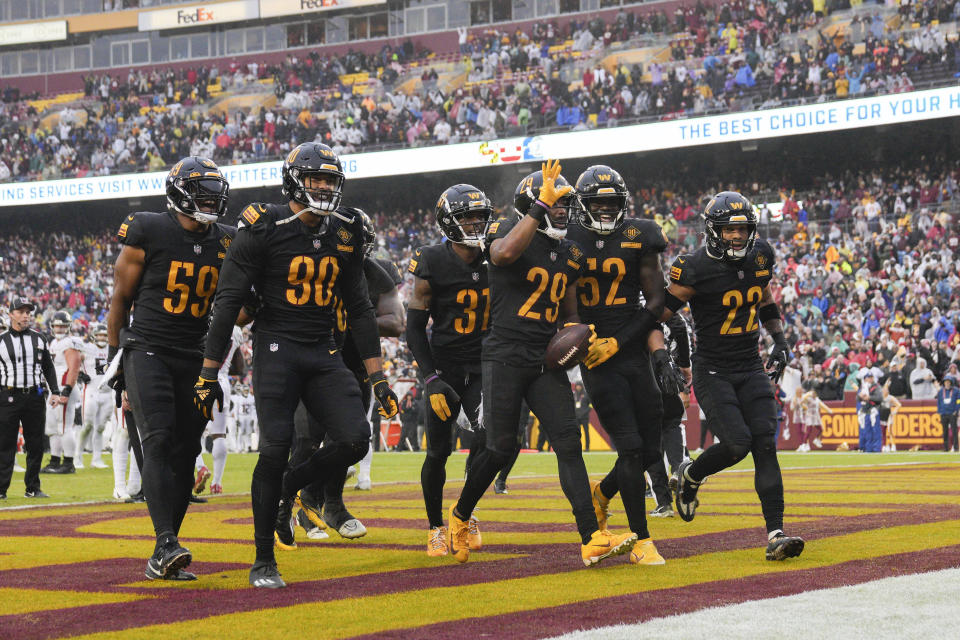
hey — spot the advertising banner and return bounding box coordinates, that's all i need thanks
[138,0,258,31]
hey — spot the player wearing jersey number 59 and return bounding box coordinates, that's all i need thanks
[407,183,492,557]
[447,160,638,566]
[194,142,399,589]
[106,156,234,582]
[662,192,803,561]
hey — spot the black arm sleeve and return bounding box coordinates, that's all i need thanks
[343,256,381,361]
[669,316,692,368]
[612,307,659,349]
[405,307,435,376]
[203,230,265,363]
[40,345,60,394]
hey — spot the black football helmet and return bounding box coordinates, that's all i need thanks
[575,165,628,234]
[281,142,348,221]
[165,156,229,224]
[514,170,575,240]
[50,310,71,338]
[435,184,493,248]
[90,322,108,348]
[341,207,376,256]
[702,191,757,262]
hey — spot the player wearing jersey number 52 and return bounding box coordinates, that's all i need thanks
[106,156,234,582]
[195,142,398,589]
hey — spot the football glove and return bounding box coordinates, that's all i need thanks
[765,334,791,384]
[424,373,460,421]
[370,371,399,419]
[193,366,223,421]
[584,336,618,369]
[77,371,91,385]
[106,346,125,408]
[538,158,573,207]
[651,349,684,397]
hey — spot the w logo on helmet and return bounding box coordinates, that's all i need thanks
[730,202,744,210]
[597,174,612,181]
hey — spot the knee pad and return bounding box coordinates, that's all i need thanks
[257,443,290,470]
[549,434,583,461]
[720,440,752,464]
[754,435,777,456]
[426,441,452,461]
[483,446,513,470]
[347,439,368,465]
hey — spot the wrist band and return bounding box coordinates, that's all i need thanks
[424,373,439,384]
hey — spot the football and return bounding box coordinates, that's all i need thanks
[544,323,593,370]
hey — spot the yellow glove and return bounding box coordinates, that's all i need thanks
[564,322,597,345]
[584,336,619,369]
[425,373,460,421]
[538,158,573,207]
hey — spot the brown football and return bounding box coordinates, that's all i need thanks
[545,323,593,370]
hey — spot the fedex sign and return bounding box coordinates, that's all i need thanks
[138,0,258,31]
[259,0,385,18]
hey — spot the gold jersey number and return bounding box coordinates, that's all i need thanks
[720,286,762,335]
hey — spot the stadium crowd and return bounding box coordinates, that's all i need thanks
[3,2,960,182]
[2,159,957,405]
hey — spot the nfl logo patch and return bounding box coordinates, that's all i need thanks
[596,240,604,249]
[549,251,558,262]
[738,270,745,279]
[270,343,279,352]
[313,238,322,249]
[193,244,202,255]
[472,272,479,281]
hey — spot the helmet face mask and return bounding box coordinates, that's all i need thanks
[282,143,350,222]
[91,323,108,348]
[436,184,493,248]
[702,192,758,262]
[514,171,573,240]
[166,157,229,224]
[575,165,629,235]
[51,311,70,339]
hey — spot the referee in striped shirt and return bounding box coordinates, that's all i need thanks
[0,298,65,499]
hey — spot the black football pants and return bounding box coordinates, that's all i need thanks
[250,335,369,563]
[585,350,663,539]
[455,360,598,544]
[422,362,483,529]
[688,362,784,534]
[124,349,206,547]
[646,393,685,507]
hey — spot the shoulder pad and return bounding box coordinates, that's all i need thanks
[215,223,238,239]
[237,203,272,231]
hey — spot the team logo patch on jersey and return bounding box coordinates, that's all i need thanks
[270,343,279,352]
[569,245,583,261]
[670,265,683,281]
[337,244,354,253]
[241,206,260,226]
[623,226,641,240]
[220,236,232,250]
[756,269,770,277]
[621,242,643,249]
[194,244,202,255]
[488,221,500,235]
[118,223,128,238]
[756,253,768,267]
[337,228,353,244]
[408,259,418,273]
[549,251,558,262]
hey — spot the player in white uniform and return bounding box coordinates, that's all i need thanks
[111,393,143,500]
[233,384,257,453]
[76,323,112,469]
[41,311,83,474]
[194,326,243,495]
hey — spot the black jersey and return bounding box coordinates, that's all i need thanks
[337,256,402,374]
[203,203,376,363]
[669,238,776,371]
[481,216,584,365]
[409,241,489,365]
[567,218,667,339]
[117,210,235,356]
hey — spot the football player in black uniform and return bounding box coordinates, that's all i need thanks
[291,208,405,541]
[193,142,399,588]
[447,160,637,566]
[407,183,492,557]
[567,165,675,566]
[106,156,234,581]
[662,192,803,561]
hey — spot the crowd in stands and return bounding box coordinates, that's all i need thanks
[1,156,957,406]
[5,1,960,183]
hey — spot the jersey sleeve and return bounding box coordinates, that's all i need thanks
[482,216,517,262]
[755,240,776,283]
[408,247,430,280]
[365,258,398,295]
[669,254,697,287]
[379,258,403,287]
[237,203,270,231]
[117,212,148,248]
[644,221,669,253]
